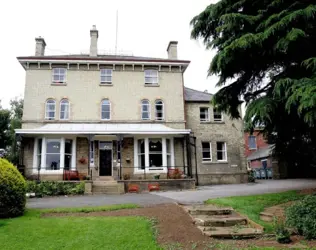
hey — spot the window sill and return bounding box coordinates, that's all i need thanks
[202,161,228,165]
[51,83,67,86]
[200,121,225,124]
[99,83,113,86]
[144,84,160,87]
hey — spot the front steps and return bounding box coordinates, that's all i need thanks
[92,177,124,194]
[184,205,263,239]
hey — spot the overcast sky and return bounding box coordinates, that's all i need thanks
[0,0,219,108]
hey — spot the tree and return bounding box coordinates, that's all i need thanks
[191,1,316,177]
[0,101,10,149]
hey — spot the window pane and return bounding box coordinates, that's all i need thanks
[138,139,145,154]
[248,136,256,149]
[166,139,170,153]
[200,108,209,121]
[216,142,226,161]
[142,112,149,119]
[202,142,210,150]
[47,140,60,154]
[65,140,72,154]
[142,105,149,112]
[167,155,171,166]
[37,139,42,154]
[149,154,162,167]
[138,154,145,169]
[203,151,211,159]
[46,154,60,170]
[149,139,162,152]
[64,155,71,170]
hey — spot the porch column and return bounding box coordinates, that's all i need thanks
[41,137,46,170]
[170,138,175,167]
[33,138,38,172]
[71,137,76,170]
[162,138,167,167]
[145,138,149,168]
[134,138,138,168]
[60,137,65,170]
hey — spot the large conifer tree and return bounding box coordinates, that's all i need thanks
[191,1,316,176]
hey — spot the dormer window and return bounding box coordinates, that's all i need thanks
[144,69,158,85]
[52,68,66,83]
[100,69,112,84]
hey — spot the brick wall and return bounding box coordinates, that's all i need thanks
[244,130,269,157]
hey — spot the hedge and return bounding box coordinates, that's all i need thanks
[0,158,26,218]
[26,181,85,197]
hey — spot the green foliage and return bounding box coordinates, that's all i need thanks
[0,109,10,149]
[205,191,302,233]
[286,195,316,240]
[247,169,256,183]
[26,181,84,196]
[191,0,316,175]
[0,158,26,218]
[274,219,291,244]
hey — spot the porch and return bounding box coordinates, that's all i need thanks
[16,123,196,184]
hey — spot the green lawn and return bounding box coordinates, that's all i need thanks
[205,190,303,233]
[0,205,160,250]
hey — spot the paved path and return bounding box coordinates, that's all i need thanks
[27,179,316,209]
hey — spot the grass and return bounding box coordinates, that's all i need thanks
[41,203,139,214]
[205,190,303,233]
[0,205,161,250]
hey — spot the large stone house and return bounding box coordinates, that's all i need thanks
[16,26,247,185]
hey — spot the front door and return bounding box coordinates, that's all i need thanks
[99,142,112,176]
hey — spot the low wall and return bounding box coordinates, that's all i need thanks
[118,179,196,192]
[197,173,248,185]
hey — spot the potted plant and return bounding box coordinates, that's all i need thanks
[154,174,160,180]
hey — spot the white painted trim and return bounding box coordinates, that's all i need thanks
[41,137,46,171]
[59,99,70,120]
[17,130,190,135]
[134,138,138,167]
[144,138,149,167]
[170,137,175,167]
[45,99,56,120]
[33,138,38,170]
[101,99,111,120]
[141,100,151,120]
[60,137,65,170]
[162,138,167,167]
[154,99,164,121]
[71,137,76,170]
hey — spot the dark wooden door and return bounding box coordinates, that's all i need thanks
[99,149,112,176]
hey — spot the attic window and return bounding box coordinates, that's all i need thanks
[52,68,66,83]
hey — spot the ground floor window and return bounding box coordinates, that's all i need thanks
[134,137,174,172]
[90,141,94,165]
[216,142,227,161]
[33,137,76,172]
[202,142,212,161]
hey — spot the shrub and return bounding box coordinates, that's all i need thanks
[0,158,26,218]
[248,169,256,183]
[274,219,291,244]
[286,195,316,240]
[26,180,85,197]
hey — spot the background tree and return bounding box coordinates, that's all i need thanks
[191,1,316,177]
[0,100,10,150]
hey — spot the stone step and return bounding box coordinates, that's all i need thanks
[193,215,247,227]
[95,176,116,181]
[198,226,263,239]
[187,205,233,216]
[93,181,118,186]
[92,183,124,194]
[259,212,274,222]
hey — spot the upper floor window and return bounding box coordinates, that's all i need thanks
[213,108,223,122]
[141,100,150,120]
[200,107,210,122]
[144,69,158,85]
[202,142,212,161]
[60,99,70,120]
[45,99,56,120]
[217,142,227,161]
[155,100,164,121]
[248,136,257,150]
[52,68,66,83]
[101,99,111,120]
[100,69,112,84]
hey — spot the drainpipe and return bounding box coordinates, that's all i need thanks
[193,136,199,185]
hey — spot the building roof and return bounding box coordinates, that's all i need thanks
[184,87,213,102]
[247,145,274,161]
[15,123,191,135]
[17,54,191,64]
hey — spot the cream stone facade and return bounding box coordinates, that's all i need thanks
[16,26,246,185]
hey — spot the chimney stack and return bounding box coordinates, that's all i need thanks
[35,37,46,56]
[90,25,98,57]
[167,41,178,59]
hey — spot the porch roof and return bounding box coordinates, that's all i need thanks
[15,123,191,135]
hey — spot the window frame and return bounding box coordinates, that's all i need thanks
[52,68,67,83]
[59,99,70,120]
[149,138,163,169]
[155,100,164,121]
[141,100,151,120]
[144,69,158,85]
[213,108,223,122]
[45,139,61,170]
[216,142,227,162]
[202,142,212,162]
[137,139,145,170]
[100,68,113,84]
[248,135,257,150]
[45,99,56,120]
[101,99,111,120]
[200,107,210,122]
